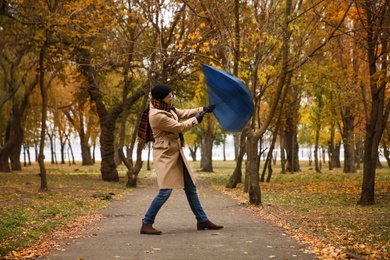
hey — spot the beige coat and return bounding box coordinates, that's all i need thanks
[149,103,203,189]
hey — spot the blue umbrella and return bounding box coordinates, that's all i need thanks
[202,64,254,132]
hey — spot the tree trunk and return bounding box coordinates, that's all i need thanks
[189,147,197,161]
[99,119,119,181]
[38,39,48,191]
[226,131,246,188]
[0,78,37,172]
[76,49,120,181]
[383,142,390,167]
[262,129,278,182]
[284,83,300,173]
[328,125,335,170]
[47,133,55,164]
[307,146,312,166]
[75,48,113,179]
[64,108,94,166]
[60,135,66,165]
[81,143,93,165]
[67,138,76,165]
[10,143,22,171]
[222,135,226,161]
[383,129,390,167]
[342,108,356,173]
[0,39,38,172]
[357,0,390,206]
[233,134,240,161]
[9,106,23,171]
[359,129,378,205]
[266,154,273,183]
[119,90,147,187]
[147,142,151,171]
[280,133,287,173]
[247,132,261,206]
[200,116,213,172]
[34,143,38,162]
[76,47,144,181]
[286,125,300,172]
[355,140,363,170]
[120,140,144,188]
[333,141,341,168]
[0,108,22,172]
[314,128,321,173]
[23,145,27,166]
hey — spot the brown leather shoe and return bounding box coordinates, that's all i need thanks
[140,220,162,235]
[197,220,223,230]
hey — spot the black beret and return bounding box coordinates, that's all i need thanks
[151,84,172,100]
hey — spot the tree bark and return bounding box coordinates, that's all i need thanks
[333,141,341,168]
[118,91,147,187]
[59,134,66,165]
[264,129,279,182]
[286,122,300,172]
[342,108,356,173]
[200,115,213,172]
[38,37,49,191]
[0,69,38,172]
[226,131,246,188]
[280,133,287,173]
[76,48,145,182]
[189,147,198,161]
[0,106,23,172]
[383,142,390,167]
[357,0,390,206]
[247,131,261,206]
[284,80,300,173]
[355,140,363,170]
[81,143,93,166]
[99,118,119,181]
[64,108,94,166]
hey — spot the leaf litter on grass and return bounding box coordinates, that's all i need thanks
[199,164,390,260]
[0,163,133,259]
[3,214,104,260]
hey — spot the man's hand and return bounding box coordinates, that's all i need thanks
[195,113,205,123]
[203,104,215,113]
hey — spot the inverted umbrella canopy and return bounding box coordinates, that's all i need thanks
[202,64,254,132]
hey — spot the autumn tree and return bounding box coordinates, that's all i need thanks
[239,0,351,205]
[326,9,366,174]
[352,0,390,205]
[0,1,39,172]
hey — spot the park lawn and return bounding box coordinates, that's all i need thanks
[0,163,137,259]
[197,160,390,260]
[1,160,389,259]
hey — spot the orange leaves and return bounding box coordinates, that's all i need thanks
[0,163,129,258]
[203,164,390,260]
[3,214,103,260]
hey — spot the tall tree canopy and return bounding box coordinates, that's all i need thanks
[0,0,388,206]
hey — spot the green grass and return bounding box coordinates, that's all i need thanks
[1,160,389,259]
[0,163,138,258]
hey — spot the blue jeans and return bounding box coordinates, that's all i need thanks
[143,161,208,225]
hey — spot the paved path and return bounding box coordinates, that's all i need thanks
[45,175,315,260]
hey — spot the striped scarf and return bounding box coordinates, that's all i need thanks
[137,98,185,146]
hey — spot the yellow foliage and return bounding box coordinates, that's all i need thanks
[193,73,207,104]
